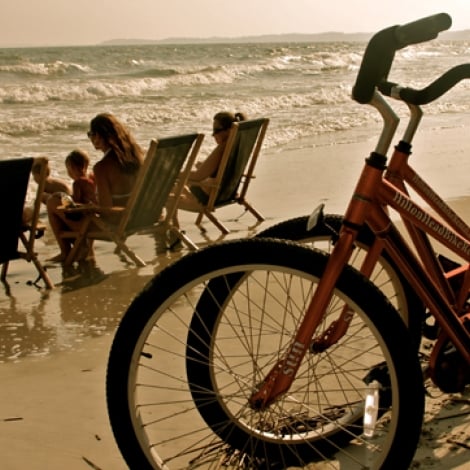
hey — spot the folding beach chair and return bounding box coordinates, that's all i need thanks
[186,118,269,235]
[59,133,204,267]
[0,157,54,289]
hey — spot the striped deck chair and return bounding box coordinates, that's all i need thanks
[59,133,204,266]
[186,118,269,235]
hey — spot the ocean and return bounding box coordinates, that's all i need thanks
[1,39,470,361]
[1,38,470,183]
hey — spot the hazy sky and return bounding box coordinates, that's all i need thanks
[1,0,469,47]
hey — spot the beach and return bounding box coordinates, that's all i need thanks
[2,124,470,469]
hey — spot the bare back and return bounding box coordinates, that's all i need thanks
[93,151,139,207]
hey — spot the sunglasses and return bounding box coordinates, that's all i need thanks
[212,127,225,136]
[87,131,96,138]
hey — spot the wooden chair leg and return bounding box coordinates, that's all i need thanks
[204,211,230,235]
[1,262,8,282]
[111,236,146,267]
[64,240,85,266]
[168,227,198,251]
[120,245,146,267]
[195,212,208,233]
[31,255,54,289]
[241,200,265,222]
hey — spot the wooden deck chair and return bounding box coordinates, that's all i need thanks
[188,117,269,235]
[60,133,204,267]
[0,157,54,289]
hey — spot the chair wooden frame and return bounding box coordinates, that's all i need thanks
[0,157,54,289]
[188,117,269,235]
[59,133,204,267]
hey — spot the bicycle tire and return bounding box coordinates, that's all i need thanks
[256,214,424,347]
[106,238,424,470]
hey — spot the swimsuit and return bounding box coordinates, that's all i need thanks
[111,192,131,206]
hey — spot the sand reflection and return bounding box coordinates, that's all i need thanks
[0,265,152,363]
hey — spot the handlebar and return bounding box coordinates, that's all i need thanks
[352,13,452,104]
[378,64,470,105]
[394,13,452,48]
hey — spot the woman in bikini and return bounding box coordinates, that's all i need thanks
[47,113,144,262]
[170,111,247,227]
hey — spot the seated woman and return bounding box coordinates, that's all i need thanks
[171,111,247,227]
[47,113,144,262]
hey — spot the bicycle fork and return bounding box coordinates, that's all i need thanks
[248,153,386,411]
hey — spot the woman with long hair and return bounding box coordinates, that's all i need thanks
[47,113,144,262]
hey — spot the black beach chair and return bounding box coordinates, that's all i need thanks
[0,157,53,289]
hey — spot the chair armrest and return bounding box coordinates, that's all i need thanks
[189,177,219,189]
[57,204,125,216]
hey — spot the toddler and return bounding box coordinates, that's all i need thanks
[65,149,97,205]
[32,159,72,204]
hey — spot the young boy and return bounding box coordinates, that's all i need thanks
[65,149,97,205]
[46,150,97,262]
[32,159,72,204]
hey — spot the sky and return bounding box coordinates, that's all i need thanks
[0,0,469,47]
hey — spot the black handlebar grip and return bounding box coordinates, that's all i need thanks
[394,13,452,49]
[352,26,398,104]
[398,64,470,105]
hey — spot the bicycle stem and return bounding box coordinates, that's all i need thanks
[368,91,400,156]
[402,103,423,143]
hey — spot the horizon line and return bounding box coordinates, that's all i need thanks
[1,28,468,49]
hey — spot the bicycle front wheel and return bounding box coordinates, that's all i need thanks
[106,239,424,469]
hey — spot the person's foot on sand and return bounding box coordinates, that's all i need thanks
[75,241,94,262]
[47,252,67,263]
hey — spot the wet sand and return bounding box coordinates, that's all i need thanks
[1,124,470,469]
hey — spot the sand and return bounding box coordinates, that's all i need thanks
[1,124,470,469]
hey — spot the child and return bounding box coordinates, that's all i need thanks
[65,149,97,205]
[46,150,97,262]
[32,159,72,204]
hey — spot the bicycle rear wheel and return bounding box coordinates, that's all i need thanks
[106,239,424,469]
[257,214,424,346]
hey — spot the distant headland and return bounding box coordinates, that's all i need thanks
[100,30,470,46]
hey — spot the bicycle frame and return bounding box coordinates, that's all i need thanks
[249,90,470,409]
[361,98,470,313]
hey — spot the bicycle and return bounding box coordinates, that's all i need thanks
[106,12,470,469]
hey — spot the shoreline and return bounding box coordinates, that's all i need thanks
[2,125,470,468]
